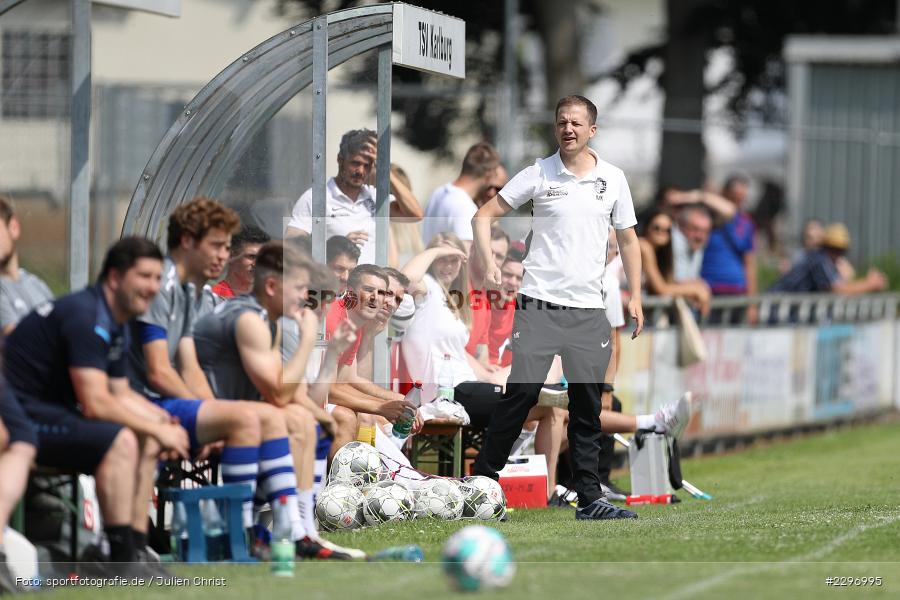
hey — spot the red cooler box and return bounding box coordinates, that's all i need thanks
[498,455,548,508]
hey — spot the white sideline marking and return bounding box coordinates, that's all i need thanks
[658,514,900,600]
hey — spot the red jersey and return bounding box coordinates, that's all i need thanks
[325,298,363,366]
[211,279,235,298]
[488,298,516,367]
[465,284,491,358]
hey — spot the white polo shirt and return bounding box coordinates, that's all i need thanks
[499,149,637,308]
[421,183,477,244]
[603,255,626,328]
[285,177,395,264]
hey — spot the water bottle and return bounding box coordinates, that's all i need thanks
[437,353,455,402]
[369,544,424,562]
[170,501,189,561]
[201,499,228,561]
[392,381,422,439]
[270,496,295,578]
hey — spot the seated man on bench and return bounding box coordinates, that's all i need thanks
[194,242,356,559]
[2,238,190,576]
[324,265,420,453]
[128,199,334,560]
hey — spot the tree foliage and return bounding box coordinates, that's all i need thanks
[277,0,897,162]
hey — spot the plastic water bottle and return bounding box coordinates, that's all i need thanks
[437,353,455,402]
[170,501,189,560]
[270,496,294,578]
[392,381,422,439]
[369,544,424,562]
[201,499,228,561]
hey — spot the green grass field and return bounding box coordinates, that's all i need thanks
[52,419,900,600]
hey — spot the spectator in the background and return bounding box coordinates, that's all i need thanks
[474,165,509,209]
[665,186,736,280]
[0,196,54,335]
[638,208,711,315]
[387,164,425,268]
[701,174,758,323]
[421,142,502,251]
[488,245,524,368]
[326,235,360,296]
[672,205,714,282]
[284,129,423,264]
[212,224,270,299]
[751,180,786,254]
[770,223,887,295]
[466,226,509,372]
[789,219,856,282]
[796,219,824,261]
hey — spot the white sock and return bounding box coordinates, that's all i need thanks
[374,426,412,468]
[636,414,656,431]
[297,489,317,538]
[510,428,536,456]
[277,494,306,541]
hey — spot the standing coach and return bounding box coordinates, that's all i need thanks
[471,95,645,520]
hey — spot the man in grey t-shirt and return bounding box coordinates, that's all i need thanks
[0,196,53,334]
[193,242,357,556]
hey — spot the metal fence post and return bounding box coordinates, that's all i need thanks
[68,0,91,291]
[373,43,392,387]
[311,16,328,265]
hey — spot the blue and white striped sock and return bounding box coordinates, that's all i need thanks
[220,445,260,529]
[313,424,330,497]
[259,437,303,540]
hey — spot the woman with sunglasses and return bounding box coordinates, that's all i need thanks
[638,208,711,315]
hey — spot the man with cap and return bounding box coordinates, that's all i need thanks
[770,223,887,294]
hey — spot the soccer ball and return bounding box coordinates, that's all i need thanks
[315,483,365,531]
[414,478,464,520]
[362,480,414,525]
[442,525,516,591]
[328,441,385,488]
[459,476,507,520]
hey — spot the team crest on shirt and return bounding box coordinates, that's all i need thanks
[595,178,607,200]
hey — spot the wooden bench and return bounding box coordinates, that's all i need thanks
[409,418,464,477]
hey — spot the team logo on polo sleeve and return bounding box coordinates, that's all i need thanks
[595,178,607,200]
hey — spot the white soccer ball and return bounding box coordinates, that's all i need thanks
[414,478,464,520]
[459,476,507,520]
[328,441,385,488]
[362,480,414,525]
[442,525,516,591]
[315,483,365,531]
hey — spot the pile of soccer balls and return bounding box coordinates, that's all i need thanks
[315,441,507,531]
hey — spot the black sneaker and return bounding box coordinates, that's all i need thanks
[0,550,21,594]
[575,497,638,520]
[547,491,576,509]
[295,537,351,560]
[78,544,155,579]
[135,547,172,577]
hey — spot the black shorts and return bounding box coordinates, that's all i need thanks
[18,395,122,474]
[454,381,503,430]
[0,387,38,448]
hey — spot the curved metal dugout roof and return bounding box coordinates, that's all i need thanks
[121,4,393,238]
